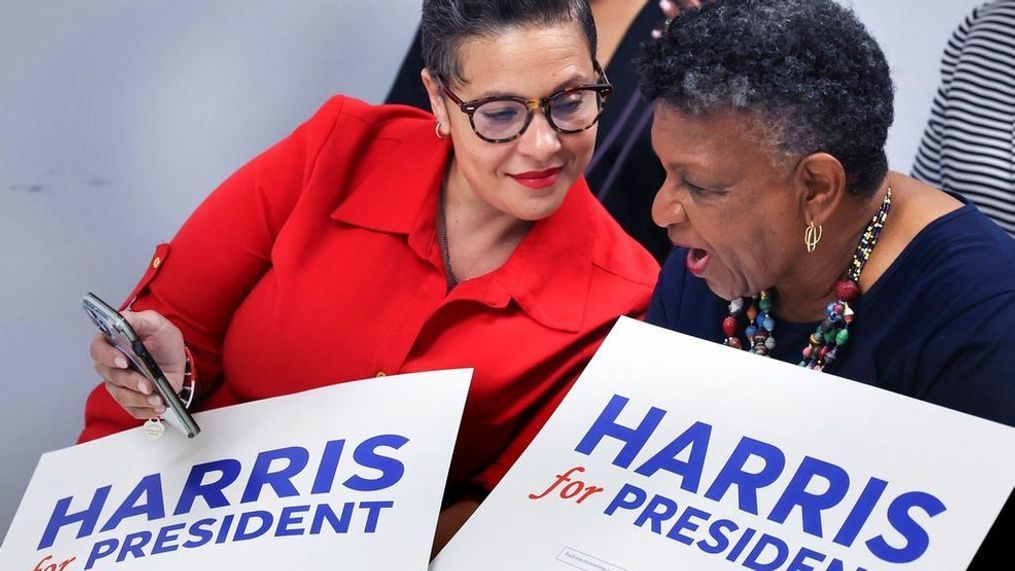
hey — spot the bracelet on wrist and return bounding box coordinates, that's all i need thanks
[180,345,197,409]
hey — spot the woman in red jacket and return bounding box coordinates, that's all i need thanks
[83,0,658,550]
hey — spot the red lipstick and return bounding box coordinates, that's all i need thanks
[510,167,562,189]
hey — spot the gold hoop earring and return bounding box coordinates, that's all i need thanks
[435,121,445,139]
[804,221,823,253]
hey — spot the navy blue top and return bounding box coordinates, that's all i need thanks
[647,202,1015,427]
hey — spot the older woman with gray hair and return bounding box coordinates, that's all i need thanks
[643,0,1015,426]
[642,4,1015,560]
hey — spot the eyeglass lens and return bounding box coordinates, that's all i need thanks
[471,89,603,141]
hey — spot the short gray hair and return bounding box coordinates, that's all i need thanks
[639,0,895,196]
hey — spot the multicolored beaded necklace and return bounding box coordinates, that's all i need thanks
[722,187,893,371]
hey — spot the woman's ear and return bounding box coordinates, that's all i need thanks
[796,152,848,225]
[421,69,450,136]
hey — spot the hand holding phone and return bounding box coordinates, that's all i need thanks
[84,293,201,438]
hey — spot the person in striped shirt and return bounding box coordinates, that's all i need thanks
[912,0,1015,236]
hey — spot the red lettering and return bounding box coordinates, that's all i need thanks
[34,555,76,571]
[528,466,606,506]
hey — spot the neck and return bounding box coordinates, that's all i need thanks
[773,183,890,323]
[441,160,533,282]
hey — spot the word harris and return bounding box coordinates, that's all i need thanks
[529,394,948,571]
[34,434,408,570]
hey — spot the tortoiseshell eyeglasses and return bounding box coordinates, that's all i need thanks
[438,61,613,143]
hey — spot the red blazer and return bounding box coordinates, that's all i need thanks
[80,96,659,493]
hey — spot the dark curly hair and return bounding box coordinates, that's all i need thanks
[422,0,597,85]
[639,0,894,196]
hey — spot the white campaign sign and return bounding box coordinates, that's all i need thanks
[1,370,472,571]
[433,318,1015,571]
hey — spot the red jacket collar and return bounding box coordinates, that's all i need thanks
[331,114,596,333]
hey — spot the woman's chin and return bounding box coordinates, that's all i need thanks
[702,276,751,302]
[514,188,570,221]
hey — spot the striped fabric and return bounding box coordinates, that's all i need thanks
[912,0,1015,236]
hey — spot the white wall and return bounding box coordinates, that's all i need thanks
[0,0,986,537]
[0,0,423,538]
[849,0,986,176]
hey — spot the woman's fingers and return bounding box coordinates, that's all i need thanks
[88,309,185,417]
[104,381,166,419]
[90,331,155,394]
[95,363,166,411]
[92,332,168,417]
[121,310,186,391]
[94,360,152,395]
[89,332,129,370]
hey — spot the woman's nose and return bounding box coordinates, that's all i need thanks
[515,112,562,159]
[652,184,688,228]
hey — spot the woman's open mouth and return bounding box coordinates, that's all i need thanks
[685,247,710,276]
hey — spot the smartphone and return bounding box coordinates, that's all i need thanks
[82,292,201,438]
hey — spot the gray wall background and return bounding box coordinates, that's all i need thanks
[0,0,986,537]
